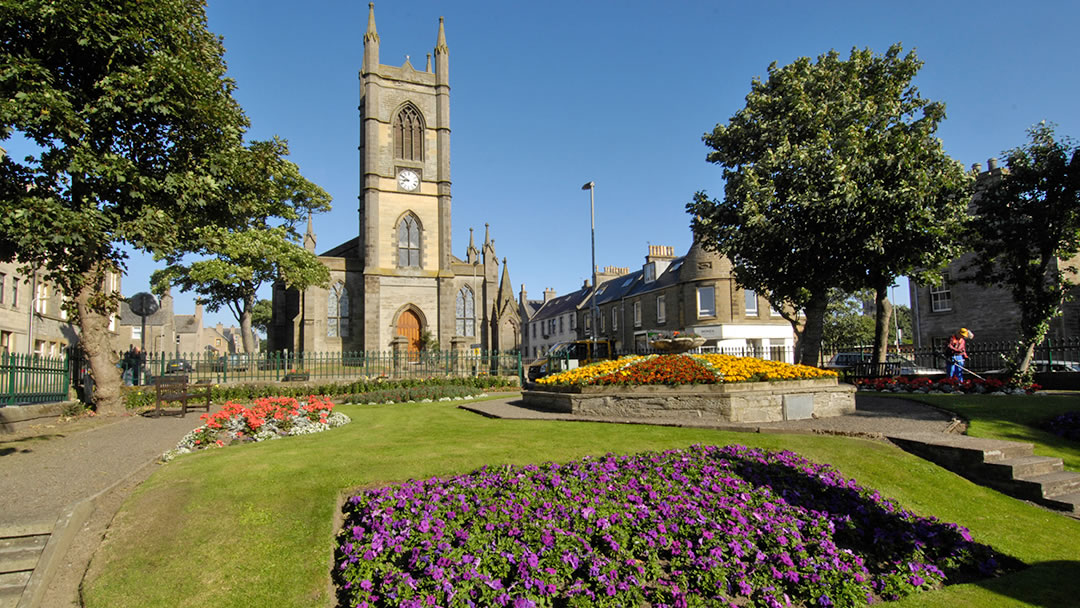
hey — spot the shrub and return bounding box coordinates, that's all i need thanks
[1043,411,1080,441]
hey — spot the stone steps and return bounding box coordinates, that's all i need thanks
[0,522,52,608]
[888,431,1080,518]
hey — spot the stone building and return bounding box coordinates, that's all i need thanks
[910,159,1080,350]
[114,293,254,357]
[269,5,519,355]
[0,261,120,357]
[521,242,795,361]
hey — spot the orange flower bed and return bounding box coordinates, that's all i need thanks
[537,353,836,386]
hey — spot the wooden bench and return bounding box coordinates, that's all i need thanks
[153,375,212,418]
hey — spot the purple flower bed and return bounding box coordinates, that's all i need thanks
[1043,411,1080,441]
[334,445,1011,608]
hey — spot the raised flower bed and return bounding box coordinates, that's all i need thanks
[525,354,853,423]
[335,444,1011,608]
[161,395,350,461]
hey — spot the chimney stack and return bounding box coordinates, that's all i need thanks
[543,288,556,303]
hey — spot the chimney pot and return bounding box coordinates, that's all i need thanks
[987,157,998,170]
[972,163,983,173]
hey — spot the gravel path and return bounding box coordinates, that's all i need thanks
[0,409,212,527]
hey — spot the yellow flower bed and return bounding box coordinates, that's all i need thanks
[693,353,837,382]
[535,355,646,386]
[535,353,836,386]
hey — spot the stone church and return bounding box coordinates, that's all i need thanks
[269,5,520,355]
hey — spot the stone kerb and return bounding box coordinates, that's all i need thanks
[522,377,854,424]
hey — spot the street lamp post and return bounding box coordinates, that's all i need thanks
[582,181,598,351]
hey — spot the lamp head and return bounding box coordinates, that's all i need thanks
[581,181,594,190]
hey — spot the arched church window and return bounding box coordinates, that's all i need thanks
[456,285,475,337]
[327,282,349,338]
[393,105,424,161]
[397,214,421,267]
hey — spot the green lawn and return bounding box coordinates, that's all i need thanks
[82,397,1080,608]
[893,392,1080,472]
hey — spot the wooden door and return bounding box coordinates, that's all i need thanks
[396,310,421,354]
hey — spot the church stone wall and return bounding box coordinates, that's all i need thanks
[377,276,440,348]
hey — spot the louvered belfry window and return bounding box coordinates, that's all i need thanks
[398,214,421,267]
[394,105,424,161]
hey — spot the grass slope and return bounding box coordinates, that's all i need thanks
[83,399,1080,608]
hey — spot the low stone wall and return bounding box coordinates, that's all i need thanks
[0,402,67,434]
[522,378,855,424]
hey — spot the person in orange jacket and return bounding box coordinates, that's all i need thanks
[945,328,973,381]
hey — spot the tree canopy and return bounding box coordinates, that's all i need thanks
[688,44,969,365]
[966,122,1080,377]
[152,138,331,353]
[0,0,249,414]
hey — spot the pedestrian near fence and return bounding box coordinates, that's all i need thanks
[945,328,973,381]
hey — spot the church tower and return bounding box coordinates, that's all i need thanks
[357,3,454,350]
[268,5,520,355]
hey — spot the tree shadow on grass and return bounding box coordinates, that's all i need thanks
[973,560,1080,607]
[718,446,1027,592]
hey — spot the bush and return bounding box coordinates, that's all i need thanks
[124,376,518,410]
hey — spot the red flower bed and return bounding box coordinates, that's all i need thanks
[593,353,718,385]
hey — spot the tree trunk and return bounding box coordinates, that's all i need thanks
[240,293,255,353]
[871,285,892,364]
[797,291,829,367]
[74,267,124,416]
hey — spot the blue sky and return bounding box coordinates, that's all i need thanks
[15,1,1080,326]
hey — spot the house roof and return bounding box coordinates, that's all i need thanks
[625,256,686,298]
[530,286,592,321]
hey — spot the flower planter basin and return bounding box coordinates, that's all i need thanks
[283,373,310,382]
[650,336,706,354]
[523,377,854,423]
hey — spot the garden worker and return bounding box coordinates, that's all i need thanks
[945,328,973,381]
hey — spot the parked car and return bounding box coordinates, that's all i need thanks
[985,360,1080,374]
[826,352,941,376]
[164,359,193,374]
[215,353,251,371]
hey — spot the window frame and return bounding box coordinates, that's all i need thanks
[744,289,758,316]
[930,280,952,312]
[397,214,422,268]
[656,295,666,324]
[697,285,716,318]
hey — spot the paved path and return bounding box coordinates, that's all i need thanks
[461,393,960,438]
[0,410,211,527]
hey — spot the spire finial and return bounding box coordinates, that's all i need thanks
[364,3,379,44]
[435,16,448,54]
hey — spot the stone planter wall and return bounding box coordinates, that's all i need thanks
[522,378,855,423]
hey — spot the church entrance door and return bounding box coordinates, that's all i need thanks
[396,310,422,355]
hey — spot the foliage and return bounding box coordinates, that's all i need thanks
[336,444,1010,608]
[688,44,970,367]
[965,122,1080,379]
[853,375,1039,394]
[343,385,485,404]
[1042,411,1080,442]
[123,375,518,410]
[536,354,836,386]
[0,0,249,414]
[823,288,912,348]
[162,396,349,461]
[152,138,331,353]
[250,299,274,336]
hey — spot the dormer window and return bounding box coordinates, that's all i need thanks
[644,263,656,283]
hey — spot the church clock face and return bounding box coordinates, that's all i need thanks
[397,168,420,191]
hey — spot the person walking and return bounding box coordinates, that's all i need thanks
[945,328,973,381]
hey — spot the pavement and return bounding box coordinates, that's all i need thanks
[460,393,961,439]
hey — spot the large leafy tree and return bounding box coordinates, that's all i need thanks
[0,0,248,414]
[688,44,970,366]
[966,123,1080,377]
[822,288,911,349]
[152,139,331,353]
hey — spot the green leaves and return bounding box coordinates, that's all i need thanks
[966,123,1080,375]
[689,44,969,364]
